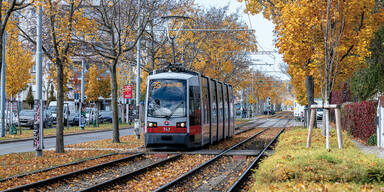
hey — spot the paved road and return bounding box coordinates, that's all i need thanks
[0,128,135,155]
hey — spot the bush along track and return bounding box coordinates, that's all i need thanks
[248,127,384,192]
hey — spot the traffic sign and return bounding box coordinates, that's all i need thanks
[123,85,133,99]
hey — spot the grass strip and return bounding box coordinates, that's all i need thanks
[249,127,384,191]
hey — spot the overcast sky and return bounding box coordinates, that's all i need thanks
[194,0,290,80]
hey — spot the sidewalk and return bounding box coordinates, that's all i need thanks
[0,126,133,144]
[353,140,384,158]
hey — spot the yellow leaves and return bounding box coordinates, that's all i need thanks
[243,0,383,103]
[85,64,111,102]
[5,32,34,98]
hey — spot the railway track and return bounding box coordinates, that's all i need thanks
[153,118,290,192]
[3,117,291,192]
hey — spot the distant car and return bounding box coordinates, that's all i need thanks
[99,111,112,123]
[316,108,323,120]
[19,110,53,129]
[69,113,90,126]
[48,106,69,126]
[263,106,275,115]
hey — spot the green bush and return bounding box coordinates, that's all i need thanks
[367,134,377,146]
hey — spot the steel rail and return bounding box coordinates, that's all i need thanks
[4,153,144,192]
[0,152,120,182]
[154,128,269,192]
[227,119,291,192]
[80,154,182,192]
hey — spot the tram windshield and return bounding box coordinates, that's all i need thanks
[147,79,187,118]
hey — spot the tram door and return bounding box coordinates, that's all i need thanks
[228,86,234,137]
[201,77,210,145]
[217,82,224,141]
[189,77,201,146]
[209,80,218,143]
[223,84,228,139]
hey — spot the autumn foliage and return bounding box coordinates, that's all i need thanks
[242,0,384,105]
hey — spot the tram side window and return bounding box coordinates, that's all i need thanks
[189,85,201,126]
[202,78,209,124]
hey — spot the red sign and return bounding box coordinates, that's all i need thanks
[123,85,133,99]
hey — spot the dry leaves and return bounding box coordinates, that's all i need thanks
[0,151,131,191]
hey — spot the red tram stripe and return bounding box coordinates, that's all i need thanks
[189,125,202,135]
[147,126,187,133]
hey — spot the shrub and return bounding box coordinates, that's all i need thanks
[367,134,377,146]
[341,101,377,143]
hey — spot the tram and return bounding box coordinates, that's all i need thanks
[144,65,235,149]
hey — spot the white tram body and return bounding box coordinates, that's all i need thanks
[144,69,235,149]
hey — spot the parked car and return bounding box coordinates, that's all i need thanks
[48,105,70,126]
[99,111,112,123]
[69,113,90,126]
[19,110,53,129]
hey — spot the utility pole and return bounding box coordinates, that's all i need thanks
[0,33,6,137]
[134,0,141,139]
[35,4,44,157]
[79,57,85,129]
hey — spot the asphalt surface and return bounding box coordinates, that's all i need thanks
[0,128,135,155]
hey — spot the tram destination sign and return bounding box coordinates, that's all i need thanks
[123,85,133,99]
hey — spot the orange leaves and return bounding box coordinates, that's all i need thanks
[243,0,383,103]
[0,150,116,190]
[85,64,111,102]
[67,134,144,149]
[5,31,34,98]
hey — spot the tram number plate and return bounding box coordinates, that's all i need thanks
[163,127,171,132]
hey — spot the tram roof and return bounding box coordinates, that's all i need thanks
[148,71,198,80]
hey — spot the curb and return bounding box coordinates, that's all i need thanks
[0,127,133,144]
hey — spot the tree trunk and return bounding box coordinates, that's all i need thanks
[110,63,120,143]
[305,76,316,128]
[56,63,64,153]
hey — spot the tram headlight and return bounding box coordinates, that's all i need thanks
[176,122,186,128]
[148,122,157,128]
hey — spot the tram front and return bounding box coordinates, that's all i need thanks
[144,73,190,149]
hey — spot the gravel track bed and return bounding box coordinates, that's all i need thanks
[104,155,212,192]
[0,153,134,191]
[208,128,264,150]
[236,128,283,150]
[168,156,255,192]
[39,155,163,192]
[234,119,266,134]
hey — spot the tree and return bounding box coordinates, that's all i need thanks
[81,0,158,143]
[17,0,95,153]
[0,0,31,75]
[26,86,34,109]
[47,84,56,105]
[85,64,111,125]
[5,27,34,99]
[242,0,384,106]
[349,26,384,100]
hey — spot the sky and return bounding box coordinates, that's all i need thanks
[194,0,290,80]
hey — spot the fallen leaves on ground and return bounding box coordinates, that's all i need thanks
[106,155,212,192]
[209,128,263,150]
[0,152,131,191]
[66,134,144,149]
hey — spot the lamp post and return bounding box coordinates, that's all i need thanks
[35,4,44,157]
[134,0,141,139]
[0,32,6,137]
